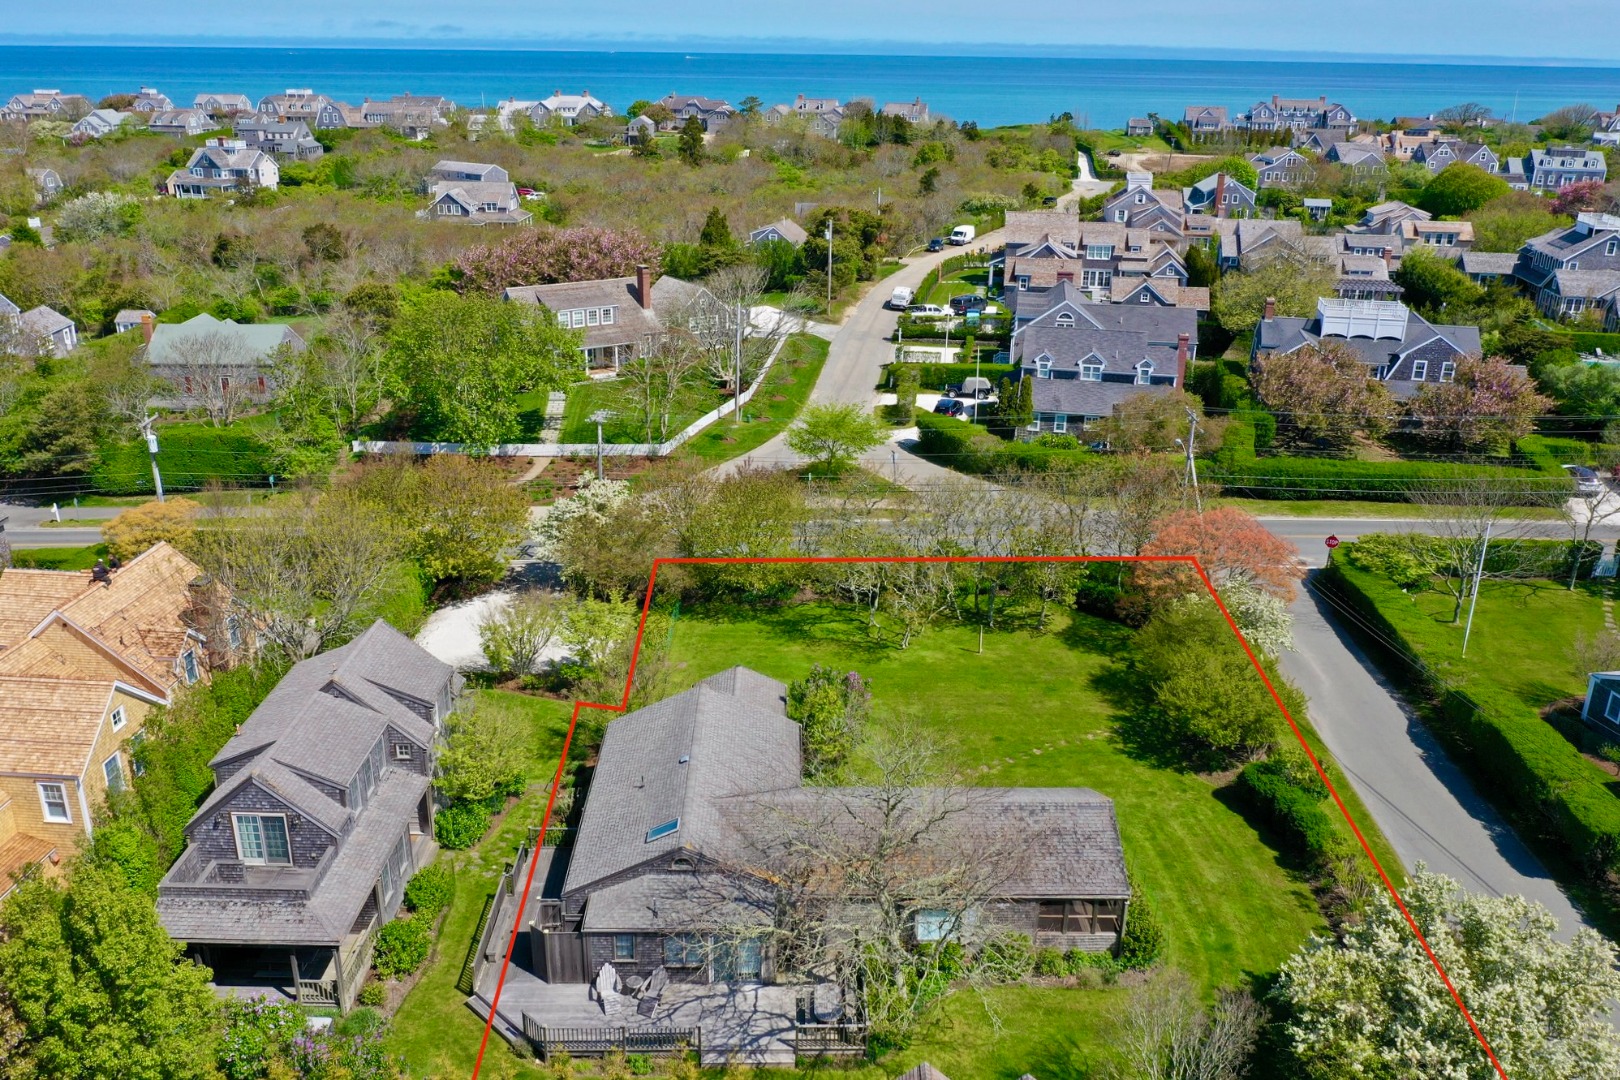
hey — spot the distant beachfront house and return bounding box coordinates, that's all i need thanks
[232,115,325,161]
[1125,117,1153,137]
[194,93,255,117]
[880,97,931,124]
[165,139,280,198]
[1181,105,1229,135]
[654,93,736,131]
[130,87,174,113]
[529,91,613,127]
[148,109,215,137]
[765,95,846,139]
[1,89,92,122]
[1238,95,1355,133]
[256,90,348,130]
[71,109,131,139]
[359,95,452,139]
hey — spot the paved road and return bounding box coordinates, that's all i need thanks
[1,502,120,550]
[1280,575,1596,942]
[1264,516,1620,567]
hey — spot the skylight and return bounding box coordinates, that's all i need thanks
[646,818,680,843]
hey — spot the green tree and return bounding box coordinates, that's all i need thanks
[1185,242,1219,288]
[478,591,564,676]
[1212,259,1338,334]
[739,95,763,116]
[1275,869,1620,1078]
[1418,162,1509,216]
[626,99,653,118]
[787,403,888,471]
[786,665,870,777]
[1205,155,1260,191]
[0,867,222,1080]
[386,289,579,447]
[1391,246,1485,317]
[698,206,735,251]
[436,700,527,804]
[1467,192,1571,253]
[678,116,706,167]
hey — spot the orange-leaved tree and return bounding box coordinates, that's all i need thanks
[1134,506,1303,609]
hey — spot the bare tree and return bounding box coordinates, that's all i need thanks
[163,330,262,426]
[189,488,405,659]
[1560,480,1620,590]
[312,313,385,434]
[1110,968,1263,1080]
[614,331,709,444]
[725,724,1038,1044]
[1570,628,1620,682]
[1105,454,1188,556]
[1408,475,1551,623]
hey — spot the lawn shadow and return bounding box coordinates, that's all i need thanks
[1091,662,1196,774]
[1211,783,1323,909]
[1015,1029,1099,1080]
[683,598,898,659]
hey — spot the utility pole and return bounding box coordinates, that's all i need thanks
[1461,518,1494,657]
[139,414,164,502]
[824,219,834,314]
[1181,408,1202,512]
[733,298,744,422]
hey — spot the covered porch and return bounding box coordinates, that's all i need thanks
[190,944,344,1008]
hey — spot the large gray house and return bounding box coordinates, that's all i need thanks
[156,622,458,1010]
[1253,297,1483,398]
[529,667,1129,989]
[1514,212,1620,320]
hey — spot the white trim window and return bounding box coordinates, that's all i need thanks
[586,308,600,326]
[181,649,199,685]
[38,782,71,823]
[110,705,127,731]
[1607,689,1620,724]
[1136,361,1154,385]
[1439,361,1456,383]
[1084,245,1114,261]
[1080,361,1103,382]
[1411,359,1429,381]
[601,306,615,325]
[103,752,124,793]
[233,813,292,865]
[1035,357,1053,379]
[1052,414,1069,433]
[1113,209,1126,222]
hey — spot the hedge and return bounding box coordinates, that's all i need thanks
[1235,760,1344,870]
[1321,548,1620,875]
[1206,421,1566,504]
[912,410,1115,474]
[882,362,1016,391]
[93,424,275,495]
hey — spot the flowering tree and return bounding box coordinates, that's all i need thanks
[1405,355,1552,451]
[1551,179,1609,216]
[1136,507,1304,610]
[452,226,662,296]
[1252,340,1396,448]
[1275,869,1620,1079]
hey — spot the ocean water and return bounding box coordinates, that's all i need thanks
[3,46,1620,129]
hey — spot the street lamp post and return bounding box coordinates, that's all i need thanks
[589,409,613,480]
[824,219,834,314]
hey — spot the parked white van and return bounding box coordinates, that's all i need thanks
[889,286,914,309]
[948,224,976,245]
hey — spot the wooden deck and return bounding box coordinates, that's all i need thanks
[480,968,800,1065]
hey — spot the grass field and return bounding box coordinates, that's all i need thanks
[6,543,108,570]
[555,379,724,446]
[386,690,574,1078]
[680,335,830,462]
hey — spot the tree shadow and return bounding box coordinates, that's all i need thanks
[1210,783,1321,893]
[1091,663,1196,773]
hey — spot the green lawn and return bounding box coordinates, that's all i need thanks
[655,604,1338,1073]
[1081,129,1177,155]
[680,335,830,462]
[387,690,574,1079]
[556,378,724,445]
[6,543,108,570]
[922,268,991,307]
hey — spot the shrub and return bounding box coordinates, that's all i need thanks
[977,933,1035,982]
[356,981,386,1007]
[373,916,431,979]
[785,664,870,776]
[94,425,275,495]
[102,497,201,561]
[403,862,454,920]
[881,361,1017,391]
[1236,759,1346,870]
[1118,878,1164,970]
[218,997,304,1080]
[433,800,492,850]
[1032,946,1067,977]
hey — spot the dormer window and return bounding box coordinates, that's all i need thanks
[1036,357,1053,379]
[1136,361,1154,385]
[1607,239,1618,257]
[1134,192,1145,204]
[1079,360,1102,382]
[1054,312,1075,327]
[233,813,292,865]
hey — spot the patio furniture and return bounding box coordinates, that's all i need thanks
[635,966,669,1017]
[812,982,844,1024]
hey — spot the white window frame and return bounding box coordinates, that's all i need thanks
[571,310,585,328]
[110,705,127,731]
[1136,361,1154,385]
[232,812,293,866]
[1053,311,1074,326]
[103,752,124,793]
[1035,358,1053,379]
[1113,209,1126,222]
[1607,239,1618,257]
[181,649,199,685]
[394,743,413,761]
[601,306,614,325]
[585,307,600,326]
[1411,359,1429,381]
[38,782,71,824]
[1080,362,1103,382]
[1052,414,1068,433]
[1607,690,1620,724]
[1084,245,1113,261]
[1439,361,1456,383]
[1027,414,1042,432]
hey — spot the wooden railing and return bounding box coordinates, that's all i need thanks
[520,1017,699,1060]
[795,1023,867,1057]
[296,979,339,1007]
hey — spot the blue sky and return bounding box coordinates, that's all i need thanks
[3,1,1619,62]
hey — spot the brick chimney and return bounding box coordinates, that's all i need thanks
[635,264,653,309]
[140,312,154,344]
[1213,172,1227,219]
[1382,247,1394,270]
[1176,332,1190,387]
[1263,296,1276,321]
[1056,268,1074,285]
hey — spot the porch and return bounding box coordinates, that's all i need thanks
[475,972,850,1066]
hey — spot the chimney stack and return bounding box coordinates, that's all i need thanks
[140,312,154,344]
[1382,246,1393,269]
[1175,332,1190,387]
[635,264,652,309]
[1056,269,1074,285]
[1213,172,1227,219]
[1263,296,1276,321]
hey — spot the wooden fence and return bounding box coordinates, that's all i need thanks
[465,829,538,996]
[794,1023,867,1057]
[520,1017,700,1061]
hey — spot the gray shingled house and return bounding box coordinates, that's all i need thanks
[526,668,1129,992]
[156,621,459,1010]
[1253,297,1484,398]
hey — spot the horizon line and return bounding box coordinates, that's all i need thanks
[1,36,1618,68]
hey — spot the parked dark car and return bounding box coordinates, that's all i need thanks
[927,237,946,252]
[949,294,987,314]
[933,397,966,417]
[1042,195,1059,206]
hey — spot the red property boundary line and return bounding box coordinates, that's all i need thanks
[468,555,1508,1080]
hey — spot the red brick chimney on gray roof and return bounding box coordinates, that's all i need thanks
[636,264,653,309]
[1176,332,1190,387]
[1213,172,1227,219]
[1263,296,1276,321]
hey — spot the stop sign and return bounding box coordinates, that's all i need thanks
[1325,535,1341,549]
